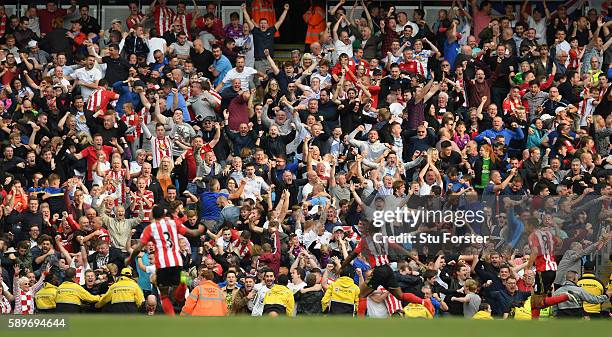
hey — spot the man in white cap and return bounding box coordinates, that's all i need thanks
[27,40,51,68]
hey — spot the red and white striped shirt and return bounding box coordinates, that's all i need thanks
[127,13,146,30]
[130,190,154,222]
[354,237,390,267]
[230,238,252,259]
[106,168,129,204]
[87,87,118,112]
[151,136,172,168]
[376,286,403,315]
[174,13,194,37]
[140,218,189,269]
[529,229,558,272]
[121,109,149,143]
[153,5,175,36]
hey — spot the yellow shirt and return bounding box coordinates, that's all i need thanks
[35,283,58,309]
[56,281,100,305]
[321,276,360,314]
[403,303,433,319]
[472,310,493,320]
[263,284,295,316]
[577,273,605,313]
[95,276,145,308]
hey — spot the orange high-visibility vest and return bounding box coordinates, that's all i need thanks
[303,5,326,44]
[180,280,228,316]
[251,0,279,37]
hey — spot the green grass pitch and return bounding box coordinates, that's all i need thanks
[1,316,610,337]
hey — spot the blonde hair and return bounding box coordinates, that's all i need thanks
[156,155,174,180]
[301,53,314,69]
[465,278,478,292]
[17,276,30,289]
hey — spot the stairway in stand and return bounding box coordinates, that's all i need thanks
[272,43,306,63]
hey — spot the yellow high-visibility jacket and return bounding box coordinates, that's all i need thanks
[321,276,360,315]
[35,283,58,310]
[56,281,100,305]
[472,310,493,320]
[577,273,605,314]
[95,276,145,308]
[403,303,433,319]
[263,284,295,316]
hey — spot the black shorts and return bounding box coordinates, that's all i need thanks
[535,270,556,295]
[366,264,398,290]
[156,266,182,288]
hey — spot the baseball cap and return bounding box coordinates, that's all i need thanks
[332,226,344,233]
[540,114,554,121]
[27,40,37,49]
[554,107,567,115]
[120,267,133,277]
[111,18,122,24]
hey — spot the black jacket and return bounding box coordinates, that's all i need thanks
[87,247,125,270]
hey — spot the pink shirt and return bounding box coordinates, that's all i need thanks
[473,10,491,42]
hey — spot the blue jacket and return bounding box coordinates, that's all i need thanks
[112,81,142,116]
[166,91,190,122]
[212,55,232,86]
[474,127,524,145]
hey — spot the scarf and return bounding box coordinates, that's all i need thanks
[20,290,34,315]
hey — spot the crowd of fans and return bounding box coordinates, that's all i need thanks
[0,0,611,319]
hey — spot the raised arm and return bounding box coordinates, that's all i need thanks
[147,0,158,18]
[360,0,373,30]
[520,0,531,21]
[241,3,256,30]
[265,49,280,75]
[332,15,343,42]
[329,0,346,16]
[274,4,290,31]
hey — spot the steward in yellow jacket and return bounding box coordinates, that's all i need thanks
[56,268,100,313]
[95,268,145,313]
[472,303,493,320]
[403,303,434,319]
[321,267,360,315]
[35,281,58,313]
[577,263,606,316]
[181,270,228,316]
[263,274,295,316]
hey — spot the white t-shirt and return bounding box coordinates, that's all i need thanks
[527,16,547,45]
[147,37,167,64]
[243,175,269,200]
[222,67,258,90]
[389,102,404,118]
[72,67,103,101]
[302,229,331,250]
[556,40,571,66]
[334,37,355,60]
[92,161,110,186]
[311,72,332,88]
[366,290,390,318]
[216,237,231,251]
[250,283,272,316]
[129,161,143,176]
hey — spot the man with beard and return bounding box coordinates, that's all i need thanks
[232,275,256,314]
